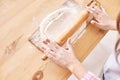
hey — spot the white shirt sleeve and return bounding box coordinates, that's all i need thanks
[104,53,120,80]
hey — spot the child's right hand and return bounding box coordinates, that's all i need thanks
[86,2,116,30]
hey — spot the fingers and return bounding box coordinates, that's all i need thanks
[67,38,73,52]
[86,3,102,15]
[44,49,60,62]
[100,6,106,13]
[41,39,50,52]
[47,41,60,51]
[41,39,50,50]
[87,6,100,15]
[43,39,50,45]
[87,2,106,15]
[45,49,56,57]
[45,52,55,60]
[93,6,101,12]
[42,39,58,59]
[91,20,99,25]
[67,38,72,49]
[42,39,58,51]
[91,20,104,28]
[41,43,49,52]
[86,6,94,14]
[89,2,96,8]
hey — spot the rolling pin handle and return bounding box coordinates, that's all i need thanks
[41,54,48,60]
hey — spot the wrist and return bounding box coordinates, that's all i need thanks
[109,20,117,30]
[67,59,80,72]
[67,59,87,78]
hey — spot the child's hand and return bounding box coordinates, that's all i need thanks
[41,38,79,69]
[86,3,116,30]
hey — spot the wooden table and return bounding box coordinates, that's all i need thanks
[0,0,119,80]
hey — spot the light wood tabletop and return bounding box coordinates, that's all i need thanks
[0,0,119,80]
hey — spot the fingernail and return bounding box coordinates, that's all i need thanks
[50,49,54,52]
[41,47,46,50]
[65,48,69,50]
[46,39,50,43]
[43,41,48,44]
[68,38,71,43]
[91,20,94,24]
[85,6,88,8]
[43,39,50,44]
[86,6,89,9]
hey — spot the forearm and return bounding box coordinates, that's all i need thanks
[67,59,87,79]
[67,59,100,80]
[109,20,117,30]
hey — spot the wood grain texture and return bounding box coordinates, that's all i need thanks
[0,0,119,80]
